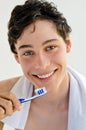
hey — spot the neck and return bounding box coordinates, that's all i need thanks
[33,73,70,111]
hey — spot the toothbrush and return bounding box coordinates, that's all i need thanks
[19,87,47,103]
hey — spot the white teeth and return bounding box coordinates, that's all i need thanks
[37,71,54,79]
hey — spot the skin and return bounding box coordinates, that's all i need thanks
[0,77,21,129]
[0,19,71,130]
[15,20,71,92]
[0,122,4,130]
[14,19,71,130]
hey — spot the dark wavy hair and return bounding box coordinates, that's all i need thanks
[8,0,72,54]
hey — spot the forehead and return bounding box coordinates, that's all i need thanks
[18,20,57,38]
[16,19,61,48]
[25,19,57,32]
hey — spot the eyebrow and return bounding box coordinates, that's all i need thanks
[42,38,58,45]
[18,44,32,50]
[18,38,58,50]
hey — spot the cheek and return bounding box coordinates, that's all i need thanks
[19,58,33,73]
[51,50,67,64]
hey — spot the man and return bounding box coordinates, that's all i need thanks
[0,0,86,130]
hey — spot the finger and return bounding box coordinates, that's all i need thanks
[0,106,6,120]
[0,98,13,116]
[0,92,22,111]
[8,93,22,111]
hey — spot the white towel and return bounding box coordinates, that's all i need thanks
[2,76,33,130]
[1,66,86,130]
[67,66,86,130]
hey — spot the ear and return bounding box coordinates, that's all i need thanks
[14,53,20,64]
[65,37,72,53]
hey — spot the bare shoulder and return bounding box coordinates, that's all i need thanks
[0,76,22,92]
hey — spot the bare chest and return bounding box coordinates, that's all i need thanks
[24,107,68,130]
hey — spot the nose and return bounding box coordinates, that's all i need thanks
[34,52,50,70]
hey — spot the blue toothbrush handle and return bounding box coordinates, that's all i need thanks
[19,87,47,103]
[19,98,25,103]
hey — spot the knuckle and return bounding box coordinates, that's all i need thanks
[6,108,14,116]
[0,107,6,120]
[5,100,12,107]
[4,101,14,116]
[0,107,5,115]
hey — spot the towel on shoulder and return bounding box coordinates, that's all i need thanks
[1,66,86,130]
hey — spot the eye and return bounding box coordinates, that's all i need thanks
[23,51,34,56]
[46,45,57,51]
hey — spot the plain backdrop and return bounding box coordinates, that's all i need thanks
[0,0,86,81]
[0,0,86,129]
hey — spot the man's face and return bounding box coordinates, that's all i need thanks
[14,20,71,91]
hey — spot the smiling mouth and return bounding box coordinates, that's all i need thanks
[33,69,58,79]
